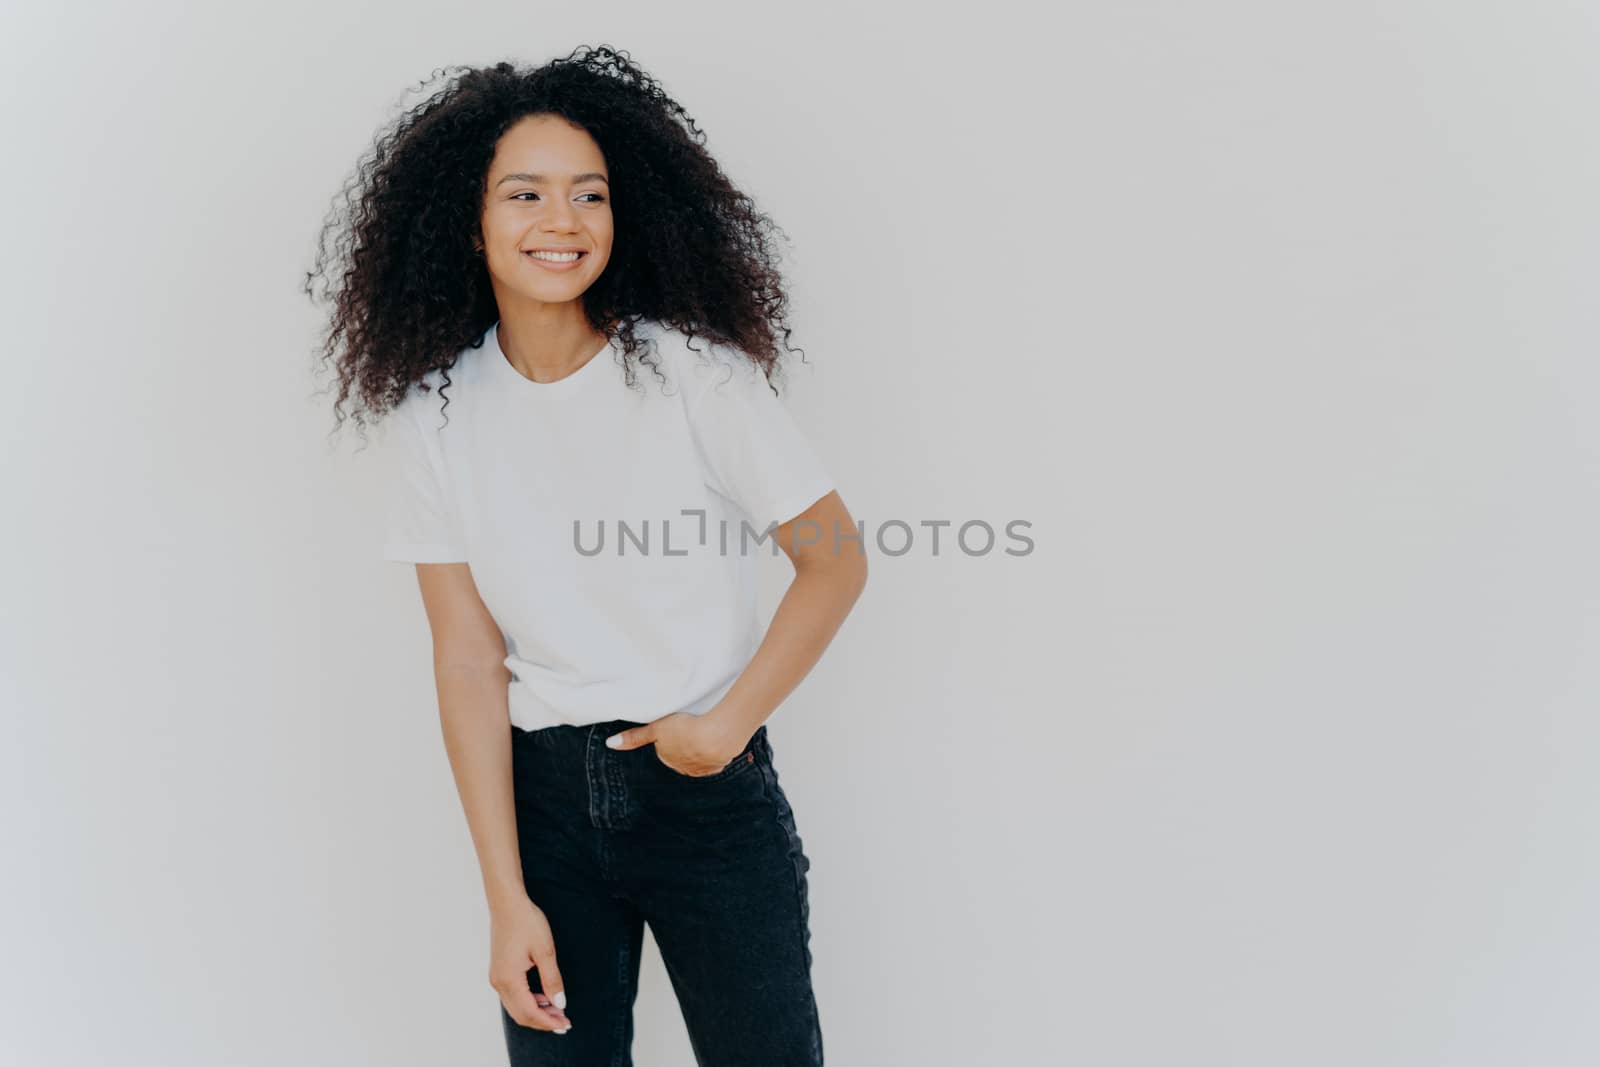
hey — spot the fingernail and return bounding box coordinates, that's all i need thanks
[605,735,622,749]
[556,1027,571,1035]
[553,991,567,1009]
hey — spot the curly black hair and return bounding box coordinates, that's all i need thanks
[304,44,806,437]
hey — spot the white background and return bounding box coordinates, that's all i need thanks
[4,2,1598,1064]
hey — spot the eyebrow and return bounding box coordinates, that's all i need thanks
[495,172,610,188]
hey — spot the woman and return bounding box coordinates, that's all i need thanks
[306,45,866,1066]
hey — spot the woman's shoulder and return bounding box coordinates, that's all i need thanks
[640,320,764,395]
[390,330,497,422]
[385,367,460,443]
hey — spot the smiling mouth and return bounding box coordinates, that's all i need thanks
[523,250,588,262]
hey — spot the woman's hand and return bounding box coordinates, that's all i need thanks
[489,895,572,1034]
[606,711,749,777]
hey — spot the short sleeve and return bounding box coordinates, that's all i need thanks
[684,347,835,529]
[377,388,469,564]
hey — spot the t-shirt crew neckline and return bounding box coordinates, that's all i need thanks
[488,320,616,396]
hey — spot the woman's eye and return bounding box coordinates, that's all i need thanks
[511,192,606,203]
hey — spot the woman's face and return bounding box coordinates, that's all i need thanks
[479,113,614,309]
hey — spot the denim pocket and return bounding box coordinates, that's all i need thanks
[653,730,763,784]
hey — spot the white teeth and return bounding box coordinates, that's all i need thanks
[526,250,582,262]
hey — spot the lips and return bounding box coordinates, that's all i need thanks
[521,248,589,272]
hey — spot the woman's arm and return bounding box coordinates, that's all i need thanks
[609,489,867,765]
[414,562,522,908]
[706,489,868,741]
[413,563,570,1033]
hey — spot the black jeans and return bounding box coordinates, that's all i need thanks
[501,718,824,1066]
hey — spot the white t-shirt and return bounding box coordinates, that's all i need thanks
[378,318,835,732]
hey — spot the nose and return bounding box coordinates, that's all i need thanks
[541,196,581,232]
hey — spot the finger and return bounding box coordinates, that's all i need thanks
[605,726,650,750]
[533,950,568,1017]
[533,991,569,1018]
[497,970,571,1032]
[532,992,570,1027]
[505,984,570,1032]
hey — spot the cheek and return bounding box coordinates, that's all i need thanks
[480,214,512,250]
